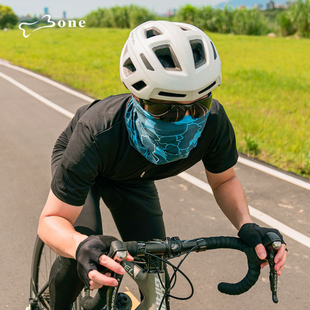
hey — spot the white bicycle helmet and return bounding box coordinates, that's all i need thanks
[120,20,222,102]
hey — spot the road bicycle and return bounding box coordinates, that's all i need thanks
[26,232,281,310]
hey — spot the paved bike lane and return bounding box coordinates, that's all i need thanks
[0,61,309,309]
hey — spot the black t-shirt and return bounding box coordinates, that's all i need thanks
[51,93,238,206]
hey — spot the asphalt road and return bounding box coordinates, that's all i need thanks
[1,61,310,310]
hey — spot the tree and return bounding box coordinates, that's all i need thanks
[0,4,18,29]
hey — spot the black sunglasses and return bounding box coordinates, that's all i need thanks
[138,93,213,122]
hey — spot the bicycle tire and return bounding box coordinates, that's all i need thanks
[29,236,81,310]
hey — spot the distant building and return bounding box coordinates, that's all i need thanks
[44,7,49,15]
[267,1,275,9]
[63,11,66,19]
[238,5,246,10]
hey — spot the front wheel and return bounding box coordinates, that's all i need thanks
[28,236,81,310]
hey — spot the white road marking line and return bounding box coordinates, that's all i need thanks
[248,207,310,247]
[1,59,309,191]
[178,172,310,248]
[0,59,94,103]
[238,157,310,191]
[0,72,74,119]
[1,62,310,248]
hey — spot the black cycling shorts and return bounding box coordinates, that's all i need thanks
[74,177,166,242]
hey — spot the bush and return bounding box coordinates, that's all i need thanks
[110,6,130,28]
[203,6,234,33]
[84,3,310,38]
[195,5,216,31]
[84,8,114,27]
[127,5,156,28]
[84,5,156,29]
[277,11,296,36]
[174,4,271,35]
[288,0,310,38]
[232,7,270,35]
[174,4,198,25]
[245,135,260,156]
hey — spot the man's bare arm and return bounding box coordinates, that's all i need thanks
[38,189,87,259]
[206,167,252,230]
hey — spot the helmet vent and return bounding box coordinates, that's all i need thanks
[140,53,154,71]
[179,26,190,31]
[132,80,147,91]
[153,45,181,71]
[190,39,206,69]
[123,58,136,77]
[198,81,216,94]
[158,91,186,98]
[210,41,217,60]
[145,27,162,39]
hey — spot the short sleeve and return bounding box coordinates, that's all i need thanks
[51,122,102,206]
[202,105,238,173]
[51,104,89,176]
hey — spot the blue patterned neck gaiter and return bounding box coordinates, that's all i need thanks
[125,96,210,165]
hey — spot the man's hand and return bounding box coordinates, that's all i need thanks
[88,253,133,289]
[254,243,287,275]
[75,235,134,289]
[238,223,288,275]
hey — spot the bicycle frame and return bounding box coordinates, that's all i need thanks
[106,260,168,310]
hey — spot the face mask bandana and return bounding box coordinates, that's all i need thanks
[125,96,210,165]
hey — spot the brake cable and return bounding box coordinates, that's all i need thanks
[143,245,200,309]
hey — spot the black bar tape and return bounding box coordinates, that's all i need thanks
[123,241,138,256]
[218,261,261,295]
[196,236,262,295]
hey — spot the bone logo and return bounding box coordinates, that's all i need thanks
[19,14,86,38]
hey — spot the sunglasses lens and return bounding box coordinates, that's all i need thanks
[146,103,170,116]
[142,101,180,122]
[140,93,212,122]
[190,96,212,118]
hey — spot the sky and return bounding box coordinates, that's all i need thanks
[2,0,227,18]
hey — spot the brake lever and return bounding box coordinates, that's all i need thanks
[263,232,282,303]
[109,240,128,261]
[106,240,128,285]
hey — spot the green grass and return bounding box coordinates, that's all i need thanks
[1,28,310,178]
[0,28,130,97]
[214,34,310,178]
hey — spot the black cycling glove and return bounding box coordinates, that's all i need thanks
[75,235,119,287]
[238,223,285,248]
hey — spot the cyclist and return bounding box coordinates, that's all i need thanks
[37,20,287,310]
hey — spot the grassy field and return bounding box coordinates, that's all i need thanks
[1,27,309,178]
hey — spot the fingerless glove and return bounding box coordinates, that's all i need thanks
[75,235,119,287]
[238,223,285,248]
